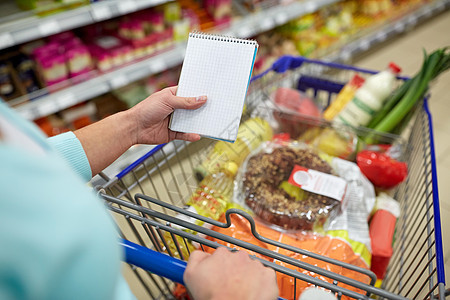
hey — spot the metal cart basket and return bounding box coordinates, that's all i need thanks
[98,56,446,300]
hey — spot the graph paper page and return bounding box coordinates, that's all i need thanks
[169,33,258,142]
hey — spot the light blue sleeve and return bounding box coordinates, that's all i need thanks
[0,144,136,300]
[48,132,93,181]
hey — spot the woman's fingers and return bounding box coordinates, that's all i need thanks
[173,131,201,142]
[169,95,207,110]
[184,250,210,278]
[164,86,208,110]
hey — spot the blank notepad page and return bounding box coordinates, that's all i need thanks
[169,32,258,142]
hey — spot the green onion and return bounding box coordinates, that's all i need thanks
[364,47,450,142]
[366,74,414,129]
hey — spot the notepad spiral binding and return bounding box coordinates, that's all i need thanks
[189,31,258,46]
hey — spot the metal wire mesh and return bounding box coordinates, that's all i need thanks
[99,59,445,300]
[382,102,445,300]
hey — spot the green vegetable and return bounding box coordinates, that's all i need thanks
[365,47,450,142]
[366,69,415,129]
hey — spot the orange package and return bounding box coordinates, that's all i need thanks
[205,214,371,300]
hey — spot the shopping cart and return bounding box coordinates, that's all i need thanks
[97,55,446,300]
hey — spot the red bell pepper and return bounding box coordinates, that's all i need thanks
[356,149,408,189]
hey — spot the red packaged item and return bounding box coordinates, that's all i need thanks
[273,87,321,117]
[272,87,322,138]
[369,193,400,279]
[356,146,407,189]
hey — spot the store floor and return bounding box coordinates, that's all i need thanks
[353,8,450,288]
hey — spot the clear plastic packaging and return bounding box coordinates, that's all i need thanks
[205,214,371,300]
[234,140,344,231]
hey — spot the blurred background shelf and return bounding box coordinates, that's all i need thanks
[10,0,342,121]
[0,0,172,51]
[326,0,450,62]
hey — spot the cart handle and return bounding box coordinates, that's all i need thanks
[251,55,410,82]
[121,239,287,300]
[121,239,187,284]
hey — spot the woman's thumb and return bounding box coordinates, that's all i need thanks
[168,95,207,110]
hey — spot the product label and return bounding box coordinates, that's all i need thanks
[336,96,374,127]
[96,36,120,49]
[288,165,347,201]
[352,96,376,115]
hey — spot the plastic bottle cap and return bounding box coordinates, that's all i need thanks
[388,62,401,74]
[223,161,238,177]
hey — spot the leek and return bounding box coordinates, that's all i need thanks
[365,47,450,141]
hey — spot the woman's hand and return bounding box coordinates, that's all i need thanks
[74,86,206,176]
[129,86,207,145]
[183,247,279,300]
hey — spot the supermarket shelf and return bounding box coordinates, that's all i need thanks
[14,44,186,120]
[88,0,449,183]
[325,0,450,63]
[13,0,341,121]
[0,0,171,51]
[223,0,341,38]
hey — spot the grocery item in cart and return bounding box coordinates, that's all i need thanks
[325,156,376,267]
[323,74,365,121]
[237,141,343,231]
[205,214,371,300]
[299,125,358,159]
[369,193,400,279]
[335,63,401,128]
[194,117,273,181]
[272,87,322,139]
[273,87,321,118]
[356,145,408,189]
[187,162,238,220]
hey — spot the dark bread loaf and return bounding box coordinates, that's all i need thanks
[243,146,340,230]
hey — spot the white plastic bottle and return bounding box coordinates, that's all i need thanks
[334,63,401,127]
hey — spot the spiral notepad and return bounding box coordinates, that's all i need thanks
[169,32,258,142]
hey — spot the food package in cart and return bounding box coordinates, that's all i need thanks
[233,140,347,232]
[203,213,372,300]
[323,154,377,267]
[254,93,360,160]
[271,87,322,138]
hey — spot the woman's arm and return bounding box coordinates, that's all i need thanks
[74,86,207,176]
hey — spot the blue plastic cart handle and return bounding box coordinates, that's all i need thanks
[121,239,286,299]
[121,239,187,285]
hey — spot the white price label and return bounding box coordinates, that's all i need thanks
[260,17,275,31]
[437,2,446,12]
[359,39,370,51]
[289,165,347,201]
[39,20,60,36]
[376,31,387,42]
[19,108,35,120]
[238,26,253,38]
[109,74,129,89]
[39,100,58,117]
[178,46,186,58]
[221,30,233,36]
[275,12,288,25]
[423,7,433,18]
[152,0,166,5]
[0,32,14,50]
[305,1,317,13]
[91,5,112,21]
[118,1,138,14]
[407,15,417,26]
[59,93,77,109]
[149,60,166,74]
[29,107,40,120]
[341,50,351,62]
[395,22,405,33]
